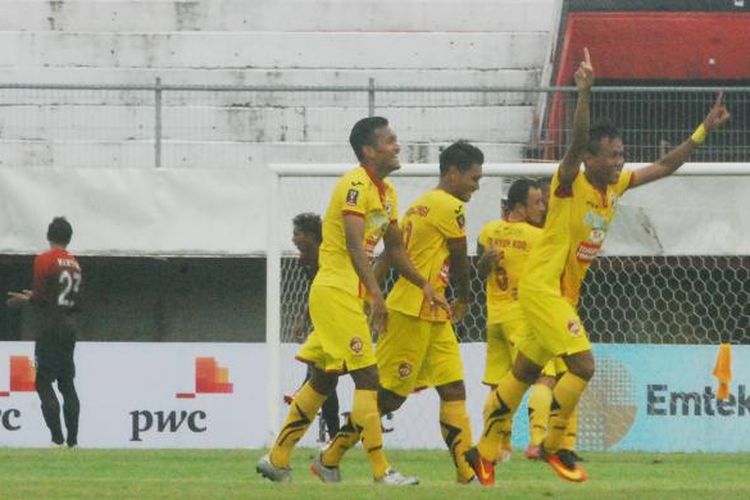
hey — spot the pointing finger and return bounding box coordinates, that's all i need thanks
[584,47,591,66]
[714,91,724,108]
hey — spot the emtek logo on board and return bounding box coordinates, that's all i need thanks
[647,384,750,416]
[175,357,234,399]
[130,357,234,441]
[0,355,36,396]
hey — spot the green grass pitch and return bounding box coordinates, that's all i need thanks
[1,447,748,499]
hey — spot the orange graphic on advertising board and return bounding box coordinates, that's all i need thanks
[176,357,234,399]
[0,355,36,397]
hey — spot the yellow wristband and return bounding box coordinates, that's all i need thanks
[691,123,708,144]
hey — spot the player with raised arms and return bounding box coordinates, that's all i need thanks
[467,48,730,485]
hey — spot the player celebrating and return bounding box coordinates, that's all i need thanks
[478,178,544,458]
[313,141,484,484]
[478,178,576,462]
[257,116,445,485]
[467,48,730,485]
[7,217,82,448]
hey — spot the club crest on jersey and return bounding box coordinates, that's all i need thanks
[567,319,582,336]
[350,336,364,355]
[398,362,412,379]
[385,201,393,217]
[346,189,360,206]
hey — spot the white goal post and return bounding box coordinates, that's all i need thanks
[264,162,750,445]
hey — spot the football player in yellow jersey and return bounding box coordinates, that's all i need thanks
[478,178,551,462]
[468,48,730,486]
[258,117,447,486]
[495,177,583,463]
[315,141,484,484]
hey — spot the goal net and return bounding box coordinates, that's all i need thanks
[266,162,750,451]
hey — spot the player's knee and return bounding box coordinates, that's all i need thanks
[350,365,379,390]
[35,375,53,393]
[536,375,556,388]
[377,389,405,414]
[513,355,542,384]
[436,380,466,401]
[58,379,79,402]
[568,358,595,381]
[309,368,338,395]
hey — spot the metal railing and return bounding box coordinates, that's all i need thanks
[0,81,747,168]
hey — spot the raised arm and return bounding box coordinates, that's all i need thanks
[631,92,731,188]
[558,47,594,186]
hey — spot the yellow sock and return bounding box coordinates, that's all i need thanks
[439,400,475,483]
[477,373,529,461]
[352,389,389,479]
[560,405,579,451]
[321,414,361,467]
[270,382,327,467]
[544,373,588,453]
[527,383,553,446]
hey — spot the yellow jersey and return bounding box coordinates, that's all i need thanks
[387,189,466,322]
[520,167,633,306]
[478,219,542,325]
[314,165,398,298]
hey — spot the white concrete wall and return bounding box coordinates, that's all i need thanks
[0,0,555,32]
[0,0,557,168]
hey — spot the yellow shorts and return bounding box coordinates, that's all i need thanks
[377,310,464,397]
[296,284,376,373]
[483,322,518,386]
[483,320,563,386]
[540,357,567,379]
[517,287,591,368]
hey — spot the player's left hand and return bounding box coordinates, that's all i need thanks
[703,92,731,130]
[6,290,32,308]
[421,283,451,317]
[450,297,468,323]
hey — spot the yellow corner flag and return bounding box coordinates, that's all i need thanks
[712,343,732,400]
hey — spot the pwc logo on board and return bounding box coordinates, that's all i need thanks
[175,357,234,399]
[130,357,234,442]
[0,355,36,431]
[0,355,36,397]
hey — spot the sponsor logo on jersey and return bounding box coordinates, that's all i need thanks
[576,240,603,262]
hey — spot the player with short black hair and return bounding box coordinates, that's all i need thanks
[258,117,446,486]
[7,216,82,448]
[468,47,730,486]
[316,140,484,484]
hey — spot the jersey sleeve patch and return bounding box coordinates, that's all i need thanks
[345,188,360,206]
